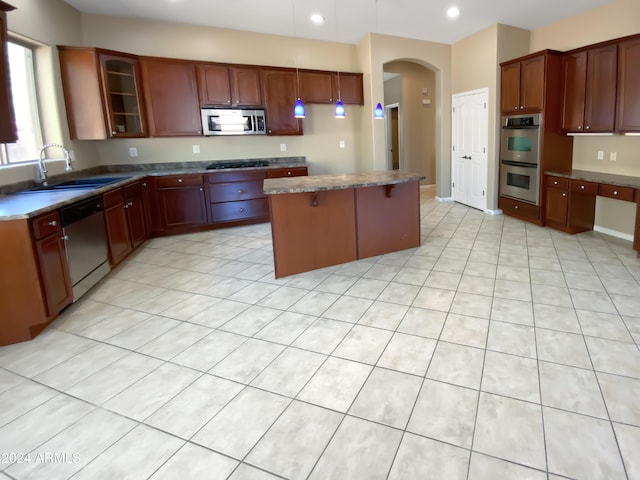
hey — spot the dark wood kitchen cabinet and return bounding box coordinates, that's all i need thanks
[155,174,208,231]
[58,47,147,139]
[103,181,149,267]
[544,175,597,234]
[32,211,73,317]
[208,170,269,225]
[501,54,546,113]
[0,211,73,346]
[616,36,640,132]
[0,1,16,143]
[300,71,364,105]
[562,45,617,133]
[261,69,303,135]
[266,166,308,178]
[141,58,202,136]
[197,64,262,107]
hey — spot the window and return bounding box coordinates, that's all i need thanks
[0,41,43,165]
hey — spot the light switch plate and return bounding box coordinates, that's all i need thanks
[129,147,138,157]
[192,145,200,154]
[280,144,287,152]
[597,150,604,160]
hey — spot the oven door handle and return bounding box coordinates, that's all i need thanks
[502,126,540,130]
[501,160,539,168]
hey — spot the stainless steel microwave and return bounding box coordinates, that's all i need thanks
[201,108,266,136]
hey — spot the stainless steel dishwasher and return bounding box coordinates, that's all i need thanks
[59,196,110,300]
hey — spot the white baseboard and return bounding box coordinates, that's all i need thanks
[485,208,503,216]
[593,225,634,242]
[436,196,453,202]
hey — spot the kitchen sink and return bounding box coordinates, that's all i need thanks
[15,176,131,194]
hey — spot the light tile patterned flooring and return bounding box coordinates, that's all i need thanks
[2,188,640,479]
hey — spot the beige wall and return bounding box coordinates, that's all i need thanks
[1,0,99,186]
[529,0,640,236]
[366,33,451,197]
[383,61,436,184]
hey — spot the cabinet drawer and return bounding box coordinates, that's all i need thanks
[103,188,125,209]
[500,196,540,220]
[266,167,308,178]
[210,199,269,223]
[31,211,62,240]
[209,181,265,203]
[207,170,267,183]
[156,174,203,188]
[570,180,598,195]
[597,184,635,202]
[545,176,569,189]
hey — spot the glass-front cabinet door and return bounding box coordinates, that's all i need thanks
[100,54,146,137]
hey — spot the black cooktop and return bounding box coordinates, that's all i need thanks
[206,160,270,170]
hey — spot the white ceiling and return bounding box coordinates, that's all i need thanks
[63,0,614,45]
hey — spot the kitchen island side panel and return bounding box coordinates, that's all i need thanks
[269,189,357,278]
[355,181,421,259]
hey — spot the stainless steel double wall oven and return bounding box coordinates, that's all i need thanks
[499,114,543,205]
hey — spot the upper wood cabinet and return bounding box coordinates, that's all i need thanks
[334,72,364,105]
[0,2,16,143]
[562,45,617,132]
[59,47,147,139]
[197,64,262,107]
[300,70,364,105]
[616,36,640,132]
[262,69,303,136]
[141,58,202,136]
[500,55,546,113]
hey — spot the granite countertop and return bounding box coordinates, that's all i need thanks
[263,171,425,194]
[545,169,640,189]
[0,157,306,220]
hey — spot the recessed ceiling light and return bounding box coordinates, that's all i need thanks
[447,6,461,18]
[310,14,325,24]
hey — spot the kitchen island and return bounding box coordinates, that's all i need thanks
[264,171,425,278]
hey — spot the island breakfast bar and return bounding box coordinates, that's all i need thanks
[264,171,425,278]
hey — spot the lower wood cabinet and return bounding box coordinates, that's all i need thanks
[544,175,597,234]
[266,167,308,178]
[33,212,73,317]
[155,174,208,232]
[0,211,73,346]
[498,196,541,224]
[103,180,149,267]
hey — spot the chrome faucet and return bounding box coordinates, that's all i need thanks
[38,144,72,184]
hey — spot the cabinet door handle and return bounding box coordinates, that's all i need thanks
[177,178,183,183]
[514,205,519,209]
[519,106,524,110]
[48,220,57,227]
[553,181,558,185]
[142,182,147,187]
[614,191,618,195]
[240,207,245,212]
[238,190,243,194]
[61,235,69,241]
[585,125,590,130]
[128,201,133,206]
[581,185,585,189]
[562,193,566,197]
[199,187,203,192]
[287,171,292,175]
[577,125,582,130]
[514,106,518,111]
[124,204,128,209]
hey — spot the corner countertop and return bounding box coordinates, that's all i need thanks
[545,169,640,189]
[0,157,306,220]
[263,171,425,194]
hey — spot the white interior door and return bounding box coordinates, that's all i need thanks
[452,89,488,211]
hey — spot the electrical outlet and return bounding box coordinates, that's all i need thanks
[129,147,138,157]
[339,140,345,148]
[192,145,200,154]
[610,151,617,161]
[280,144,287,152]
[597,150,604,160]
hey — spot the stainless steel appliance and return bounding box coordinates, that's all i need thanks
[201,108,266,136]
[59,196,110,300]
[500,114,542,205]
